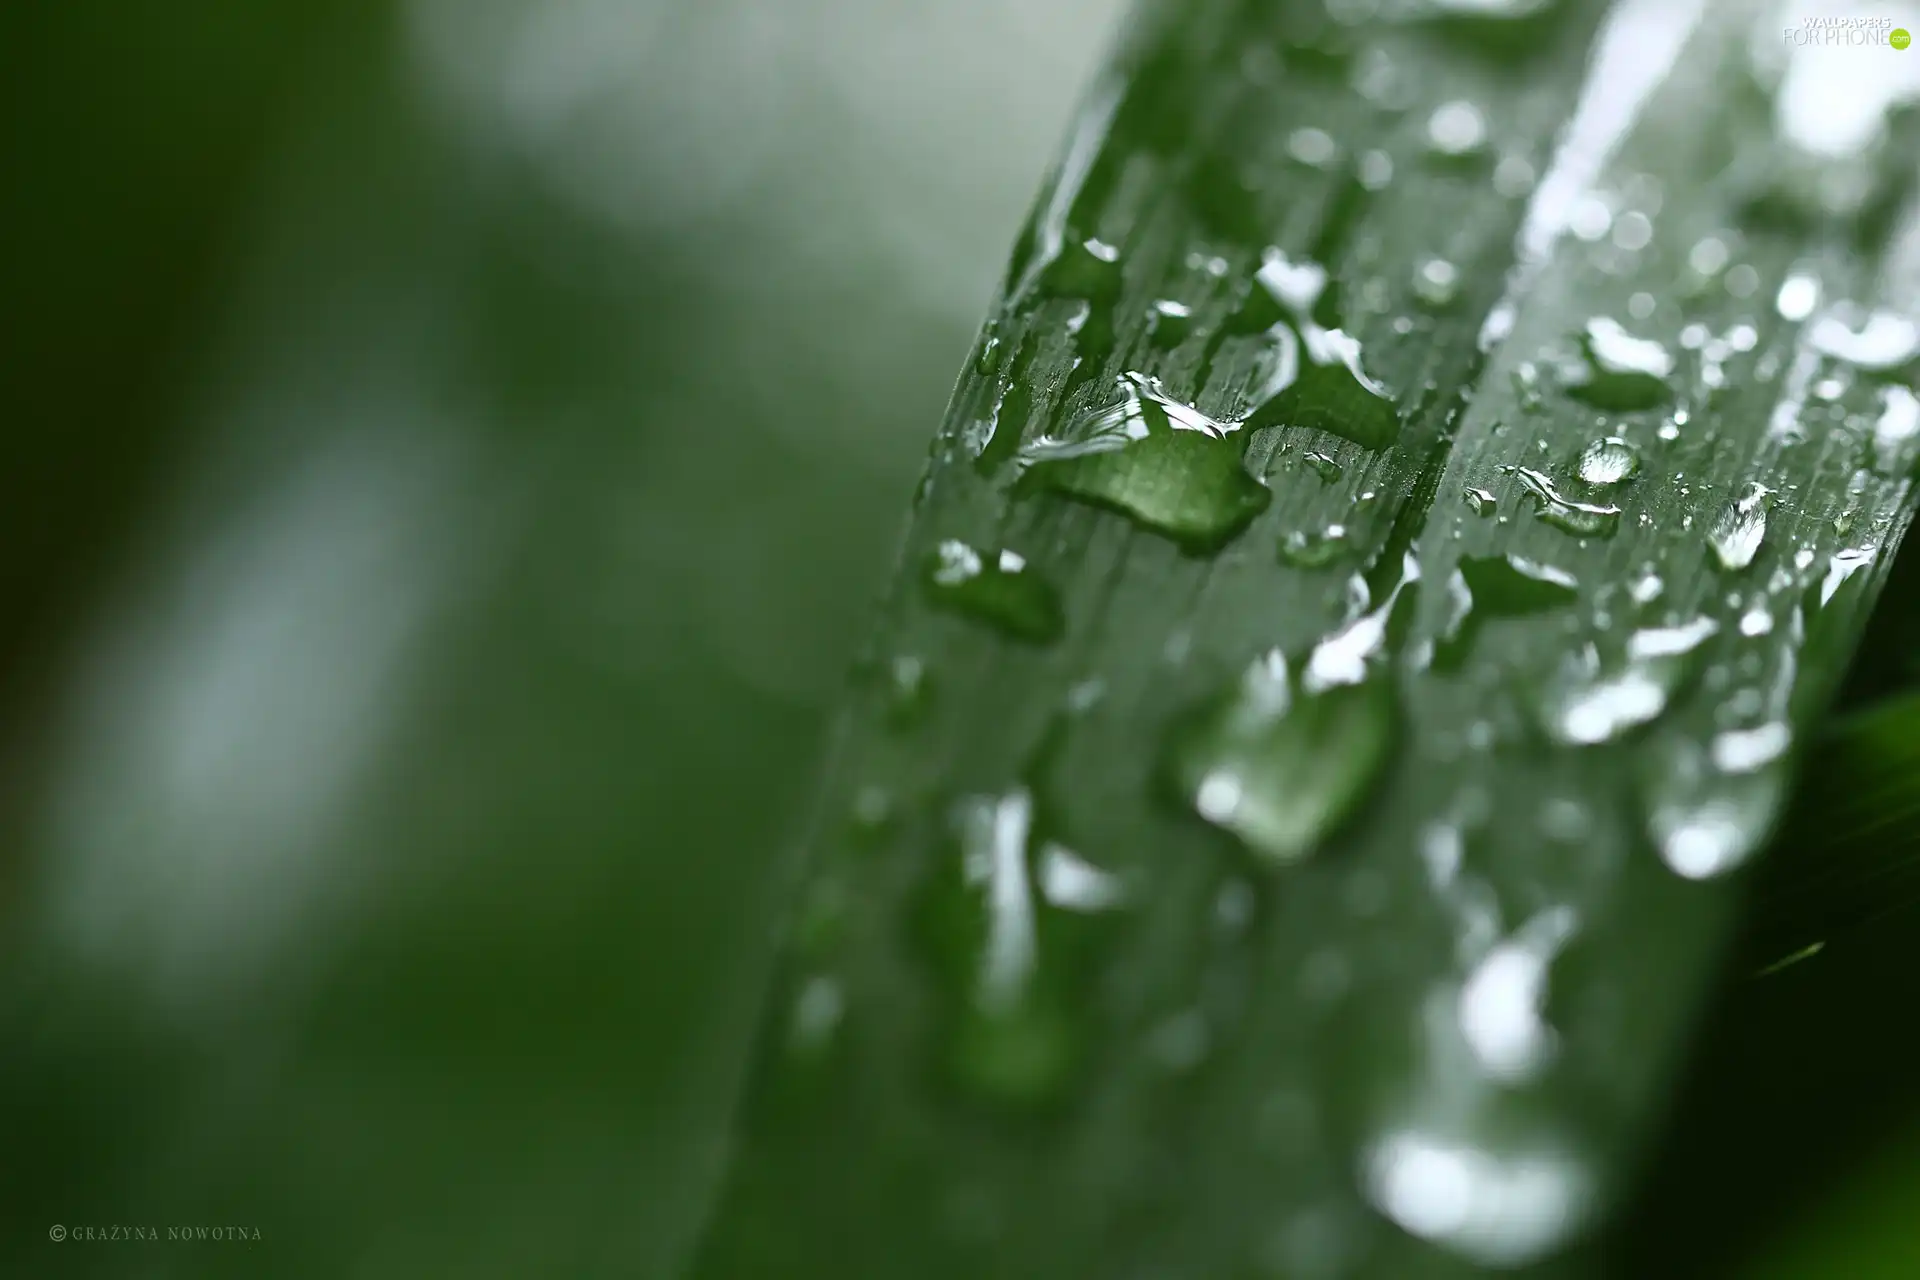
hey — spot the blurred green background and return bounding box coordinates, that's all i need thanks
[0,2,1120,1274]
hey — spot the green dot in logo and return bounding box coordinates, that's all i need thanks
[1895,27,1912,49]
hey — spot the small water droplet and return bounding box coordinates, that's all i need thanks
[1564,317,1675,411]
[1629,570,1664,604]
[1304,450,1344,482]
[923,539,1066,643]
[1363,1128,1594,1269]
[1040,236,1123,303]
[1359,149,1395,189]
[1065,678,1106,715]
[1239,252,1400,450]
[1569,195,1612,242]
[1021,373,1272,553]
[1289,126,1339,168]
[1169,648,1396,866]
[1816,547,1874,607]
[1576,437,1641,486]
[1437,553,1578,667]
[1414,257,1460,309]
[1280,524,1351,568]
[1776,273,1820,322]
[1541,617,1718,746]
[885,655,932,727]
[1711,722,1792,773]
[851,785,896,834]
[1492,153,1536,198]
[975,334,1003,377]
[1426,100,1487,157]
[1464,486,1497,517]
[1708,481,1778,572]
[1645,739,1785,881]
[1037,843,1130,912]
[1148,298,1195,349]
[1872,384,1920,474]
[1611,210,1653,252]
[788,974,846,1056]
[1688,236,1729,277]
[1511,364,1545,414]
[919,785,1122,1108]
[1504,466,1622,538]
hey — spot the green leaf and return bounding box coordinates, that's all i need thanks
[691,1,1920,1276]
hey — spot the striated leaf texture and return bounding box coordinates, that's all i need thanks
[688,0,1920,1276]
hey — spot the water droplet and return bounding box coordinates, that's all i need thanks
[1576,437,1640,486]
[1148,298,1195,349]
[1645,739,1785,881]
[1629,570,1664,604]
[1038,843,1130,912]
[1688,236,1729,277]
[919,785,1123,1107]
[1238,252,1400,451]
[1363,1128,1594,1268]
[1711,722,1792,773]
[884,655,932,727]
[1168,648,1395,866]
[1776,273,1820,322]
[1040,236,1123,304]
[1280,524,1351,568]
[1493,153,1536,198]
[1808,309,1918,371]
[1816,547,1875,607]
[1540,617,1718,746]
[1569,195,1611,242]
[1872,385,1920,474]
[1563,317,1674,411]
[1288,126,1339,168]
[1303,450,1344,482]
[788,974,846,1056]
[1021,373,1272,553]
[1415,257,1460,309]
[1427,100,1488,157]
[1464,486,1497,517]
[1066,678,1106,715]
[1305,556,1420,692]
[1359,149,1395,190]
[1461,554,1579,612]
[851,785,896,835]
[1611,210,1653,252]
[1504,466,1622,538]
[975,334,1003,377]
[1707,481,1777,572]
[1511,364,1545,414]
[1438,553,1578,667]
[1459,907,1578,1083]
[923,540,1065,643]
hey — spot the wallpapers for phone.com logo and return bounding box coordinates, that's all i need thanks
[1784,15,1911,48]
